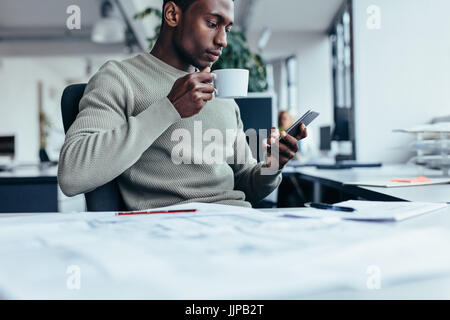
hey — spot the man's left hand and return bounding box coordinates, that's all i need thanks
[263,123,308,170]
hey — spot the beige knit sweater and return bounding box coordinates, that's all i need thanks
[58,53,282,210]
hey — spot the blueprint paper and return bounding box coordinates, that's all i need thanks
[0,202,449,299]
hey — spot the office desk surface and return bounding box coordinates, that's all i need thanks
[0,203,449,299]
[0,164,58,213]
[0,164,57,183]
[290,165,449,203]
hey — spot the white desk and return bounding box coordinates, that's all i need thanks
[0,202,449,299]
[285,164,449,203]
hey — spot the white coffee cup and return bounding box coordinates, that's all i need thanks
[212,69,249,98]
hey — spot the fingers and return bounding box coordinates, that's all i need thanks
[265,128,279,154]
[195,91,214,102]
[295,123,308,140]
[201,66,211,73]
[266,145,294,170]
[278,142,296,159]
[278,155,291,166]
[184,77,214,98]
[264,127,298,166]
[264,152,290,171]
[192,83,214,103]
[196,83,215,94]
[267,127,280,144]
[280,131,299,152]
[191,71,214,84]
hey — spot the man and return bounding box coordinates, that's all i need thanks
[58,0,307,209]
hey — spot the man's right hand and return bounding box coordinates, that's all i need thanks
[167,67,215,118]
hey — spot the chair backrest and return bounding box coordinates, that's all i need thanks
[61,84,126,212]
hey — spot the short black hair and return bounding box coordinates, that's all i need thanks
[163,0,234,12]
[163,0,198,12]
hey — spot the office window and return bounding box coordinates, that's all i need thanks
[332,14,352,109]
[286,56,298,113]
[329,0,355,159]
[269,59,287,112]
[269,56,299,115]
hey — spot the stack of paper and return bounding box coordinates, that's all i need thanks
[343,178,450,188]
[393,122,450,133]
[281,200,448,222]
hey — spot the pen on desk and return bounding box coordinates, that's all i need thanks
[305,202,355,212]
[116,209,198,216]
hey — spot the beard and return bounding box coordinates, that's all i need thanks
[172,35,207,70]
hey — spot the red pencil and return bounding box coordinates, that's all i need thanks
[116,209,198,216]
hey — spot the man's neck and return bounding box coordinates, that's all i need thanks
[150,36,196,74]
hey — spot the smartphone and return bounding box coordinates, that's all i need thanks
[280,109,320,141]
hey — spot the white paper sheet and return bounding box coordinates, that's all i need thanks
[0,202,449,299]
[280,201,448,221]
[343,178,450,188]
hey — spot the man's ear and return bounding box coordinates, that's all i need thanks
[163,1,182,27]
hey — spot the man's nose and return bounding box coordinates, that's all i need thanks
[215,28,228,48]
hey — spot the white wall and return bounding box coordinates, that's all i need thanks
[247,31,334,152]
[353,0,450,163]
[0,55,128,163]
[0,59,55,162]
[295,34,334,139]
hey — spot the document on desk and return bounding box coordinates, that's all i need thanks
[282,200,448,222]
[343,178,450,187]
[1,201,450,299]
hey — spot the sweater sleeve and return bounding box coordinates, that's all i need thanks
[229,102,282,204]
[58,61,181,197]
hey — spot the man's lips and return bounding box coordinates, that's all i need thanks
[206,50,221,61]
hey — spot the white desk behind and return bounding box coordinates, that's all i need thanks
[0,202,449,299]
[286,164,450,203]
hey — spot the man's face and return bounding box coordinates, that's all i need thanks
[173,0,234,69]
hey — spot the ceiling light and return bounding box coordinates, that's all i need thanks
[258,27,272,52]
[91,0,125,44]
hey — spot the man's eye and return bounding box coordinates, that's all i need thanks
[226,28,232,33]
[207,21,218,28]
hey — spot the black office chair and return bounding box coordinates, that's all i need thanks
[61,84,126,211]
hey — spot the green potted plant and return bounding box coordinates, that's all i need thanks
[134,7,267,92]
